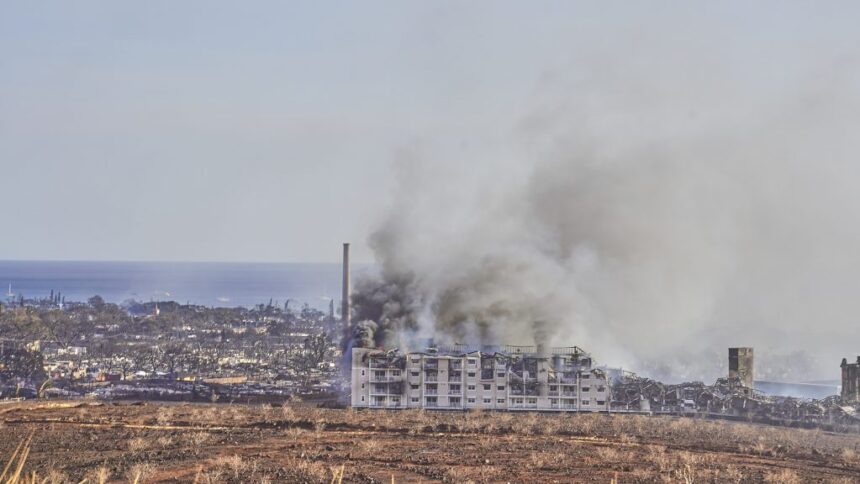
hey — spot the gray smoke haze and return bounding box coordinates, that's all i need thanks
[352,23,860,384]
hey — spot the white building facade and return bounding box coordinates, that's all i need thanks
[351,345,610,412]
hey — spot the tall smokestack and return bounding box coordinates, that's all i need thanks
[342,243,351,330]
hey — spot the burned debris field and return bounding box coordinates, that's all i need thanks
[3,401,860,483]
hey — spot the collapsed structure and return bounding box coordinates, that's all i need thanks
[351,344,610,411]
[611,349,860,429]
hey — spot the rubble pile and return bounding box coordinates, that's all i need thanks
[611,374,860,430]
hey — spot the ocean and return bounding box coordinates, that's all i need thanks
[0,260,371,310]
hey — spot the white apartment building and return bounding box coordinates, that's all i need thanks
[351,345,610,412]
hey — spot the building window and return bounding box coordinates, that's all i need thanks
[410,384,419,390]
[361,370,365,376]
[582,374,590,379]
[550,398,558,405]
[526,398,537,404]
[549,385,557,391]
[483,398,492,404]
[497,372,505,378]
[596,400,605,406]
[582,400,590,406]
[361,396,365,402]
[483,384,491,390]
[597,386,605,392]
[468,372,476,378]
[468,359,477,366]
[411,358,420,363]
[411,397,419,403]
[497,385,505,391]
[582,387,590,392]
[467,398,475,403]
[361,383,365,389]
[467,385,475,391]
[497,399,505,404]
[392,370,401,376]
[410,371,419,377]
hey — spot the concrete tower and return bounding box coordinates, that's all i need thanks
[728,347,754,388]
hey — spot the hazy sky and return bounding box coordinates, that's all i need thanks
[2,1,858,263]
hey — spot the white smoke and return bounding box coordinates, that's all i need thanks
[355,36,860,383]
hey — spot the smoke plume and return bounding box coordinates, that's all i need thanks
[352,49,860,383]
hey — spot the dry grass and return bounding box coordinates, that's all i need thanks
[596,446,621,461]
[763,468,802,484]
[281,404,296,420]
[356,439,380,453]
[126,437,150,453]
[187,431,211,447]
[213,454,247,479]
[669,464,696,484]
[4,403,860,483]
[86,466,110,484]
[286,457,328,482]
[155,436,173,449]
[720,465,745,483]
[155,408,174,426]
[126,462,155,483]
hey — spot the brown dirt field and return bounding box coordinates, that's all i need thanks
[1,401,859,483]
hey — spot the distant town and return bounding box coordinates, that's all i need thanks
[0,290,343,403]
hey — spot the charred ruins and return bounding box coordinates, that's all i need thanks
[351,344,860,431]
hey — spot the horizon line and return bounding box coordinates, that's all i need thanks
[0,258,377,265]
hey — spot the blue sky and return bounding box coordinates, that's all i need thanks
[1,1,858,262]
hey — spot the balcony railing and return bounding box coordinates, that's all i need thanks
[425,390,438,395]
[370,376,402,382]
[425,401,438,407]
[448,389,461,395]
[425,376,438,382]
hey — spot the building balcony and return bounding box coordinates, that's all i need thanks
[509,404,538,409]
[370,389,403,396]
[425,376,438,382]
[425,390,438,395]
[448,389,461,395]
[425,401,438,407]
[370,376,402,382]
